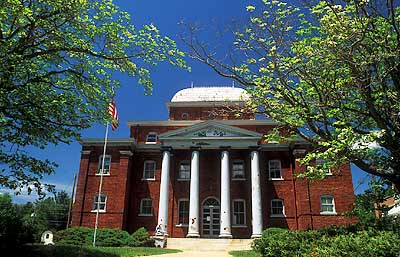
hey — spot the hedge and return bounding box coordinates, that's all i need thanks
[253,227,400,257]
[54,227,151,247]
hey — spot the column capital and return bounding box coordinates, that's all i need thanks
[249,146,261,151]
[190,146,201,151]
[219,146,231,151]
[160,146,173,152]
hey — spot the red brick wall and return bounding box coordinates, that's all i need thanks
[71,147,131,229]
[73,132,356,237]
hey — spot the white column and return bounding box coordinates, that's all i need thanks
[187,150,200,237]
[219,149,232,238]
[158,150,171,235]
[251,150,263,238]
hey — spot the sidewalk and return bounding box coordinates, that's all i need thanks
[146,250,233,257]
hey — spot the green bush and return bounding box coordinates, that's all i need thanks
[130,227,151,247]
[253,228,400,257]
[55,227,151,247]
[54,227,93,246]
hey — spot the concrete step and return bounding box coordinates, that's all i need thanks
[166,238,253,251]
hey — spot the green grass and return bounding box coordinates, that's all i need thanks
[229,250,261,257]
[95,246,181,256]
[16,245,181,257]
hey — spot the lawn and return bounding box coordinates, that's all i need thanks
[14,245,181,257]
[229,250,260,257]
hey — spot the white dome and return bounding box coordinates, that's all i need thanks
[171,86,250,102]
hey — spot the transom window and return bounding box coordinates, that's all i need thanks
[178,199,189,225]
[92,193,106,211]
[271,199,284,217]
[232,160,245,179]
[233,199,246,226]
[139,198,153,216]
[146,132,158,144]
[269,160,282,179]
[178,161,190,180]
[97,155,111,174]
[320,195,336,214]
[143,161,156,180]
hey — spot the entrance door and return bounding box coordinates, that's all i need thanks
[202,198,220,237]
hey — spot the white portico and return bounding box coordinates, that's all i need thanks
[156,121,264,238]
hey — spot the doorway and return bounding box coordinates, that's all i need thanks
[202,197,220,237]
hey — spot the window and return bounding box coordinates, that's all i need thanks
[178,161,190,180]
[178,199,189,225]
[316,159,332,175]
[320,195,336,214]
[97,155,111,175]
[92,194,106,211]
[139,198,153,216]
[271,199,285,217]
[146,132,158,144]
[232,160,245,180]
[181,113,189,120]
[269,160,282,179]
[143,161,156,180]
[233,199,246,226]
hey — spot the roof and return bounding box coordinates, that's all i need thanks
[171,86,250,102]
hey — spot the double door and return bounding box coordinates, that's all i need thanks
[202,198,220,237]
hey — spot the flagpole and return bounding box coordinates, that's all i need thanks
[93,122,110,247]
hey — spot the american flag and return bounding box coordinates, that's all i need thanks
[108,98,119,130]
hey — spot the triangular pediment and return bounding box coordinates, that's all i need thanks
[159,121,262,139]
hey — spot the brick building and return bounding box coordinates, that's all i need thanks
[71,86,356,238]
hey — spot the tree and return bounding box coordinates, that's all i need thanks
[0,0,188,194]
[22,191,70,241]
[183,0,400,190]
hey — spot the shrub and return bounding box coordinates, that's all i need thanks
[253,228,400,257]
[54,227,151,247]
[130,227,151,247]
[54,227,93,246]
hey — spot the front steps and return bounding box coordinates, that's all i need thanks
[166,238,253,251]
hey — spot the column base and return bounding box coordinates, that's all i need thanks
[186,232,200,238]
[219,234,233,239]
[251,234,262,238]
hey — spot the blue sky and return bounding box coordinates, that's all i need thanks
[2,0,370,203]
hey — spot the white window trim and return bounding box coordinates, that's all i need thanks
[91,193,107,212]
[178,161,191,181]
[232,199,246,227]
[232,160,246,181]
[97,155,111,175]
[177,198,189,226]
[320,195,337,215]
[270,199,285,218]
[139,198,153,216]
[145,132,158,144]
[142,160,156,181]
[269,160,283,180]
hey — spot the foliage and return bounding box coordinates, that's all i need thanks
[0,193,35,248]
[349,177,397,226]
[54,227,94,246]
[0,0,188,195]
[129,227,151,247]
[184,0,400,189]
[55,227,151,247]
[14,245,180,257]
[253,227,400,257]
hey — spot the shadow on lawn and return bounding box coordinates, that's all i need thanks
[10,245,119,257]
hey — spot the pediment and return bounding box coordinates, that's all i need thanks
[159,121,262,139]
